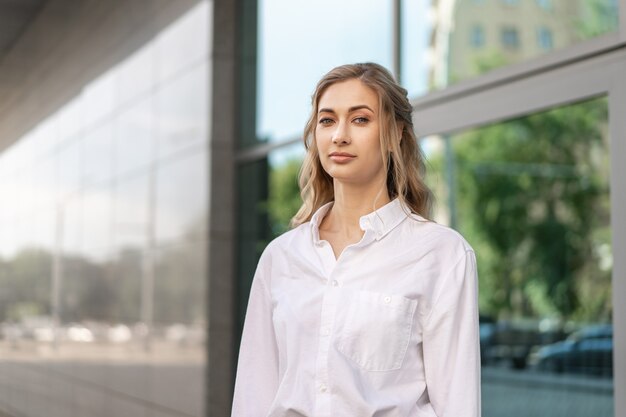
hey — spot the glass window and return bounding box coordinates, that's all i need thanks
[114,97,155,177]
[426,97,613,416]
[155,150,208,245]
[56,139,82,199]
[0,4,210,416]
[113,173,149,252]
[403,0,619,92]
[501,26,521,49]
[82,186,113,260]
[63,196,83,256]
[83,123,114,187]
[255,0,393,145]
[56,96,84,143]
[115,41,156,107]
[235,142,305,330]
[156,1,210,83]
[82,71,116,128]
[471,24,486,48]
[537,26,554,50]
[536,0,553,10]
[266,144,306,237]
[155,63,208,160]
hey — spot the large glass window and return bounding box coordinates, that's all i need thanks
[254,0,394,146]
[0,3,210,416]
[402,0,619,93]
[235,143,304,330]
[425,97,613,416]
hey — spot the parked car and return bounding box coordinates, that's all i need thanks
[479,317,568,369]
[534,324,613,377]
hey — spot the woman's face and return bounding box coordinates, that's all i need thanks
[315,78,386,188]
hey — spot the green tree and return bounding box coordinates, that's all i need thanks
[267,159,303,236]
[448,97,611,321]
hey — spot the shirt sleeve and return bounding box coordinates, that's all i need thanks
[422,249,481,417]
[231,251,279,416]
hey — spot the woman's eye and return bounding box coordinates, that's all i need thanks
[319,118,333,125]
[354,117,369,124]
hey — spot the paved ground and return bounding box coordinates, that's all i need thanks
[0,348,616,417]
[482,367,614,417]
[0,340,205,417]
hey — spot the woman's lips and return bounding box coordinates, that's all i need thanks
[329,152,356,163]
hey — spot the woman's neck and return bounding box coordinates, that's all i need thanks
[321,181,391,240]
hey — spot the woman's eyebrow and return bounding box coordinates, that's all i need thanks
[318,104,374,114]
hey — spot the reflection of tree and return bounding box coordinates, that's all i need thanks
[448,97,611,321]
[266,159,302,236]
[0,249,51,321]
[153,237,205,325]
[577,0,619,38]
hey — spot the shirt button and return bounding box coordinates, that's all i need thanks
[319,383,327,393]
[384,296,391,303]
[321,327,330,336]
[331,280,339,287]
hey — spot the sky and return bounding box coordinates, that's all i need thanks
[257,0,433,144]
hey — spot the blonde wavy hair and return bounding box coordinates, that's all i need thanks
[291,62,432,227]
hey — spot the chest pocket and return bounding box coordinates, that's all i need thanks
[335,289,417,372]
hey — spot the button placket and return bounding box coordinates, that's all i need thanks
[313,286,339,416]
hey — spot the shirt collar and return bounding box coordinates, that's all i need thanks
[310,198,410,244]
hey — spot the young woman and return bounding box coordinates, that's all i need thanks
[232,63,480,417]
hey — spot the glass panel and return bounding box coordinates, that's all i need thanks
[425,97,613,416]
[113,173,149,251]
[402,0,619,95]
[156,1,210,83]
[56,139,82,199]
[155,63,209,160]
[236,157,269,330]
[115,41,156,106]
[254,0,394,146]
[83,123,114,187]
[114,97,155,177]
[155,150,208,245]
[235,143,304,331]
[82,71,116,128]
[0,4,210,416]
[82,185,113,260]
[266,144,306,237]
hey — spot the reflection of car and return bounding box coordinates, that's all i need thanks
[66,324,95,343]
[108,324,132,343]
[480,318,567,369]
[479,315,496,364]
[535,324,613,377]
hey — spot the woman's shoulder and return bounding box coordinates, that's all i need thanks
[405,214,474,257]
[259,222,312,259]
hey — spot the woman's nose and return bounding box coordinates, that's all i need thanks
[331,122,351,145]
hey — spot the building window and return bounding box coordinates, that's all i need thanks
[501,27,520,49]
[471,25,486,48]
[537,27,554,50]
[536,0,552,10]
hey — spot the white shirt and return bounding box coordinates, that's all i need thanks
[232,199,481,417]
